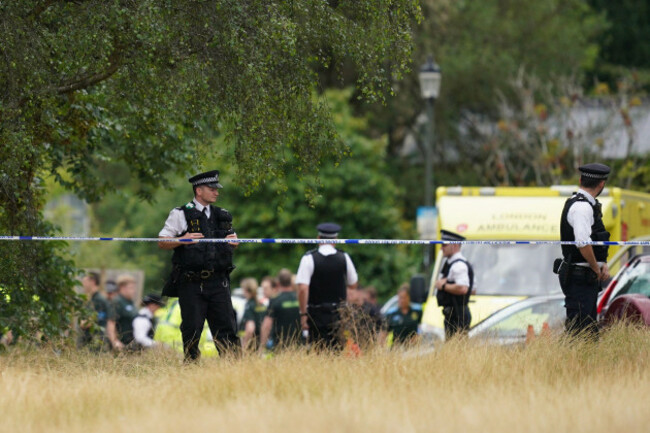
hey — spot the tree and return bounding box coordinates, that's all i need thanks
[0,1,421,338]
[359,0,607,219]
[76,90,418,300]
[464,70,648,187]
[586,0,650,95]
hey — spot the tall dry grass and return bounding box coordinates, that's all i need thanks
[1,324,649,433]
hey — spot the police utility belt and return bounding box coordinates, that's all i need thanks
[182,269,228,282]
[553,259,596,277]
[307,302,339,312]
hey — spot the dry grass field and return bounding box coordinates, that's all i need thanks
[1,325,649,433]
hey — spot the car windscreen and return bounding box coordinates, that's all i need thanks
[611,257,650,300]
[458,244,562,296]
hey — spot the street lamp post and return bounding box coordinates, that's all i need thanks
[419,55,442,280]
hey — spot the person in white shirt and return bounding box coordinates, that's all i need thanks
[559,163,611,338]
[434,230,474,338]
[132,294,166,349]
[296,222,358,350]
[158,169,240,361]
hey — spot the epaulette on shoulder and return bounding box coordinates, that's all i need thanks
[410,303,423,311]
[573,193,589,202]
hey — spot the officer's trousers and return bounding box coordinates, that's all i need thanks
[443,305,471,339]
[307,306,341,351]
[559,267,600,339]
[178,277,240,360]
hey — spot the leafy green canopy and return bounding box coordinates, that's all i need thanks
[78,90,418,300]
[0,1,421,339]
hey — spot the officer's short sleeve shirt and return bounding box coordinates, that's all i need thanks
[447,252,470,287]
[567,189,596,248]
[295,244,358,286]
[158,199,210,238]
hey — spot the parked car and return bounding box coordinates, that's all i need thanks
[598,253,650,326]
[468,294,565,345]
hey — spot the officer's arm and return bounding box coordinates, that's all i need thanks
[570,202,601,276]
[298,283,309,330]
[443,283,469,296]
[298,284,309,314]
[106,320,123,350]
[241,320,256,350]
[578,246,602,278]
[434,277,447,290]
[158,233,204,250]
[259,316,273,352]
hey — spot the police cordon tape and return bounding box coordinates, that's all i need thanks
[1,235,650,246]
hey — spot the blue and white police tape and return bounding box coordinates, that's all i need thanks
[1,235,650,246]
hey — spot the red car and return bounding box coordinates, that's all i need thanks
[598,253,650,326]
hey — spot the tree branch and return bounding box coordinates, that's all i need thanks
[56,46,122,94]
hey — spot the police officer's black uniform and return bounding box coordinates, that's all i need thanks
[160,170,239,360]
[436,230,474,339]
[558,163,611,337]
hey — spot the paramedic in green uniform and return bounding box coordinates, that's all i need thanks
[260,269,301,351]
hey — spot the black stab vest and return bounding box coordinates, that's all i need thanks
[307,249,348,305]
[560,193,610,263]
[171,204,234,272]
[436,258,474,308]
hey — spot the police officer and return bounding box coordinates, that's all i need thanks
[132,294,166,350]
[296,223,358,350]
[158,169,240,361]
[434,229,474,339]
[559,163,611,338]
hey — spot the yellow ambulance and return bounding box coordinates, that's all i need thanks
[420,186,650,341]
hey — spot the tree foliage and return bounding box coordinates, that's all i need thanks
[358,0,607,218]
[0,1,421,338]
[465,70,648,187]
[76,90,418,301]
[589,0,650,69]
[364,0,607,153]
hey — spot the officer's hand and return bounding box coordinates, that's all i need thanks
[112,340,124,351]
[180,233,204,242]
[301,315,309,330]
[226,233,240,247]
[435,278,447,290]
[600,263,610,281]
[591,265,602,280]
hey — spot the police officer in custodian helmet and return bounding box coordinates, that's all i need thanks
[158,170,240,361]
